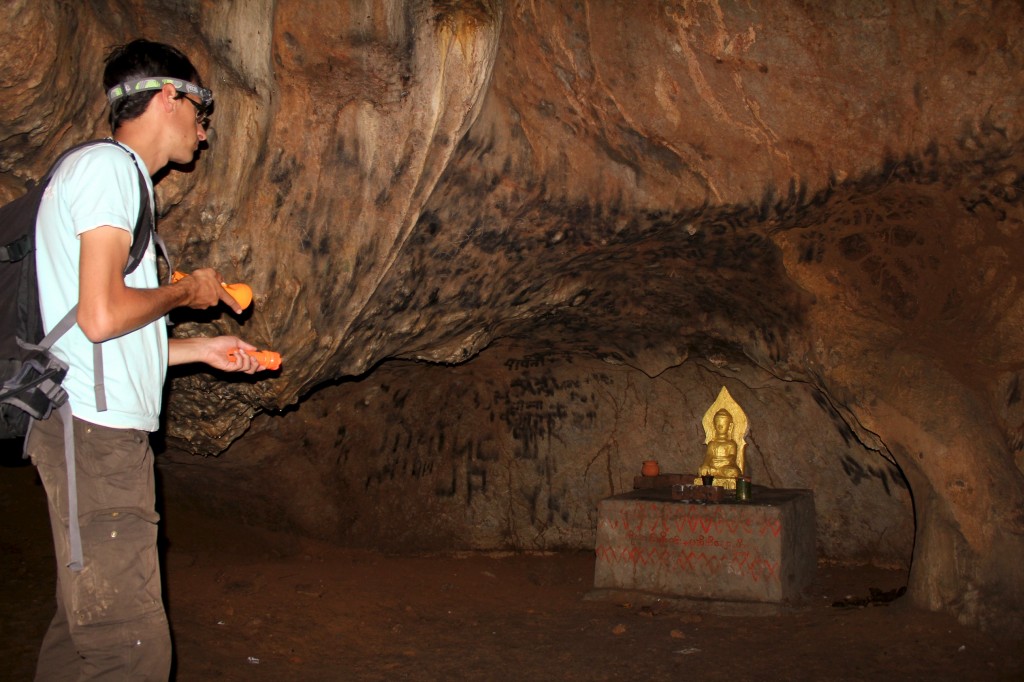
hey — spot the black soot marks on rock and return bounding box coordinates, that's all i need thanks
[812,390,858,447]
[268,150,302,220]
[840,455,908,496]
[1008,376,1021,406]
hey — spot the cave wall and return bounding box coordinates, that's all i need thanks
[161,343,913,566]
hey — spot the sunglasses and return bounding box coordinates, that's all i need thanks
[175,94,211,128]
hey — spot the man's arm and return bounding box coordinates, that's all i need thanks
[168,336,263,372]
[77,225,243,342]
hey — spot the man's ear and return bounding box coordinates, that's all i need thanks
[158,82,178,113]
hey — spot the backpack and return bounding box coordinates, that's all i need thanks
[0,139,155,438]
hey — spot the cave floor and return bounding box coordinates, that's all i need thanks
[2,461,1022,682]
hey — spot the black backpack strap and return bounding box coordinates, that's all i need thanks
[117,141,154,276]
[154,232,173,284]
[0,231,33,263]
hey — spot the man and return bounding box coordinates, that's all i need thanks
[26,39,269,679]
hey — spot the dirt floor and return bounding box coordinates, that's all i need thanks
[2,454,1023,682]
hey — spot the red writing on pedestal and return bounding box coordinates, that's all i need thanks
[596,501,782,583]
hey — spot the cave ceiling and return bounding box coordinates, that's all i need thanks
[1,1,1020,439]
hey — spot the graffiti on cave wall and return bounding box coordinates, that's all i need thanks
[361,352,609,513]
[498,353,607,460]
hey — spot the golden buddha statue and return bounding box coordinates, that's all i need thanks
[695,386,747,490]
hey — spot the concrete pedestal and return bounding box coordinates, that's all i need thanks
[593,487,815,604]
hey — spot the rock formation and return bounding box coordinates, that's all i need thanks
[2,1,1022,633]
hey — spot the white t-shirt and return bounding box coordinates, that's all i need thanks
[34,141,167,431]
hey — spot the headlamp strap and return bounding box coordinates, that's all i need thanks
[107,77,213,108]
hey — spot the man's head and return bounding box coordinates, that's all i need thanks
[103,39,212,133]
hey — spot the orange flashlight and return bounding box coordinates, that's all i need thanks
[228,349,282,370]
[171,270,253,309]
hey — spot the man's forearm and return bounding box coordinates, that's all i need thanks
[168,337,209,366]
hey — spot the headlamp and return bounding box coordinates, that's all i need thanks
[106,77,213,109]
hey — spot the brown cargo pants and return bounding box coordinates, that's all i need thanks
[27,409,171,681]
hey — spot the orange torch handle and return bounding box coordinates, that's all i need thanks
[228,349,282,370]
[171,271,253,309]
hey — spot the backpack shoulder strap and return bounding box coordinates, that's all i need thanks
[109,140,155,277]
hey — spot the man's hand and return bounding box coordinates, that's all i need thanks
[168,336,270,373]
[175,268,245,315]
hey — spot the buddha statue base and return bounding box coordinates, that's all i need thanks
[693,475,737,490]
